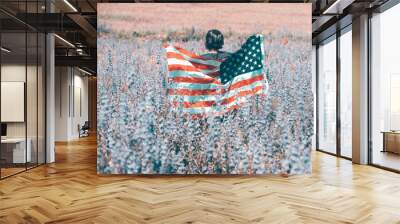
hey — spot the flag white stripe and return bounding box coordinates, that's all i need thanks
[172,88,265,114]
[168,70,218,80]
[165,46,221,67]
[167,58,218,74]
[169,78,265,91]
[165,43,267,116]
[169,80,266,103]
[168,69,263,89]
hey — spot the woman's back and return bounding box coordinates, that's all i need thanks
[201,51,232,61]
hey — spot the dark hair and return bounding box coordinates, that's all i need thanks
[205,29,224,51]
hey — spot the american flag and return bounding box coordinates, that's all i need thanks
[164,34,268,117]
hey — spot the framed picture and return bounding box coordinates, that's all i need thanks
[97,3,313,175]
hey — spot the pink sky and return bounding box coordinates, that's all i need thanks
[98,3,311,35]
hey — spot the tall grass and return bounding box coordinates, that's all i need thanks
[97,28,313,175]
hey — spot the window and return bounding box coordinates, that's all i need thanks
[317,36,337,154]
[0,1,47,179]
[340,28,352,158]
[371,3,400,171]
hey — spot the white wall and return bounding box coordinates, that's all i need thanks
[55,66,69,141]
[55,67,89,141]
[71,73,89,138]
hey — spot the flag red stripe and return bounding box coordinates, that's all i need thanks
[183,100,216,108]
[170,85,264,108]
[169,75,263,92]
[221,75,264,93]
[170,76,221,84]
[168,88,219,96]
[168,76,264,96]
[190,61,217,70]
[207,71,220,77]
[166,52,186,60]
[165,44,266,117]
[168,64,203,73]
[166,52,218,70]
[220,85,264,105]
[190,114,206,119]
[173,46,207,60]
[168,62,218,76]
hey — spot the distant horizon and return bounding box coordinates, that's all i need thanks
[98,3,311,37]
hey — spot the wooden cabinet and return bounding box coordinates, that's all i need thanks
[382,132,400,154]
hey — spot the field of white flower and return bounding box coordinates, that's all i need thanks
[97,25,313,175]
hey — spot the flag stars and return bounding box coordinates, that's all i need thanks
[218,35,264,84]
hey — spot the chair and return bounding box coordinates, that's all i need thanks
[79,121,90,138]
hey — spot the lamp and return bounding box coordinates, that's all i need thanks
[63,0,78,12]
[322,0,355,15]
[1,47,11,53]
[78,67,93,76]
[54,34,75,48]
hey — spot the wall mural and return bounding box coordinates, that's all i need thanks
[97,3,313,175]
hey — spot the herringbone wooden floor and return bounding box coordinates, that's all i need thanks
[1,136,400,224]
